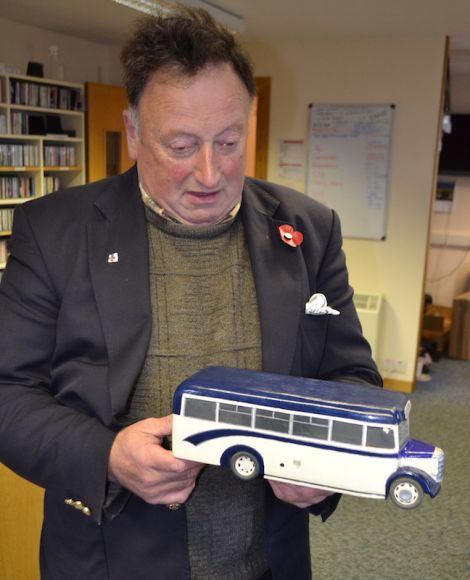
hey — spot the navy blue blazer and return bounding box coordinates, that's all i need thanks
[0,166,380,579]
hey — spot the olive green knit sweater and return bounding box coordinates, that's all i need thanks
[128,208,269,580]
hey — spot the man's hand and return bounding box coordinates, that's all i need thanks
[268,480,333,509]
[108,415,204,505]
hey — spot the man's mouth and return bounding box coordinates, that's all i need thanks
[187,190,220,201]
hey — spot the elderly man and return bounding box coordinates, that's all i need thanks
[0,6,380,580]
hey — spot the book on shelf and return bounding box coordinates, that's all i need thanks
[9,79,82,111]
[44,175,61,194]
[0,207,15,232]
[44,144,76,167]
[0,113,7,134]
[0,238,8,264]
[0,76,6,103]
[0,143,39,166]
[0,176,36,199]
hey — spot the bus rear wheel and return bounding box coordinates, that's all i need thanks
[390,477,424,509]
[230,451,260,480]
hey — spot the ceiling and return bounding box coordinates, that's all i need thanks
[1,0,470,72]
[0,0,470,45]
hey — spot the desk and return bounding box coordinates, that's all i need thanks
[422,305,452,353]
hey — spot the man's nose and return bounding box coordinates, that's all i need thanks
[194,144,221,188]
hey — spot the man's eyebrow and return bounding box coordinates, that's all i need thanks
[163,130,197,141]
[161,121,246,143]
[215,122,245,138]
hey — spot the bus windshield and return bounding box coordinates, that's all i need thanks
[398,419,410,449]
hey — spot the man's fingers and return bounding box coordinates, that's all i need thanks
[138,415,173,440]
[269,480,333,508]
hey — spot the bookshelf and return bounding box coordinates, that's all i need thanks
[0,73,85,268]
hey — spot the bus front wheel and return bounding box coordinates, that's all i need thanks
[389,477,424,509]
[230,451,260,480]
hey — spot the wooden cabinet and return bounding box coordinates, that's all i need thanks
[0,464,43,580]
[449,291,470,360]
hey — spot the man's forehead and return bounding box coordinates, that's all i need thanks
[142,62,250,99]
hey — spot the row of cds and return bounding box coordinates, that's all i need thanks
[44,176,61,194]
[0,176,36,199]
[0,143,77,167]
[9,80,82,111]
[0,175,63,199]
[43,145,76,167]
[0,175,62,199]
[0,208,14,232]
[0,143,40,167]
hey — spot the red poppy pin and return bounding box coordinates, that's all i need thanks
[278,224,303,248]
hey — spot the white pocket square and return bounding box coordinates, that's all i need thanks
[305,293,340,316]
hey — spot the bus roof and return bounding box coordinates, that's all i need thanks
[173,366,410,424]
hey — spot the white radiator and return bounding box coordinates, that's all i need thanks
[353,292,383,360]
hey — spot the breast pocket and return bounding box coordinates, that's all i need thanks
[298,314,330,377]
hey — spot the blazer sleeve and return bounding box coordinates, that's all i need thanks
[301,208,381,520]
[0,203,116,524]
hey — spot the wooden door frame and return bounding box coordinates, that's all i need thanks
[254,77,271,180]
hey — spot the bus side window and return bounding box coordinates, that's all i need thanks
[331,420,363,445]
[183,397,217,421]
[255,409,289,433]
[292,415,329,440]
[366,426,395,449]
[219,403,252,426]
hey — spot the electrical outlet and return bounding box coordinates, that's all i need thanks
[394,360,407,374]
[382,359,407,374]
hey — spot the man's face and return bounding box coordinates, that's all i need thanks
[124,63,253,226]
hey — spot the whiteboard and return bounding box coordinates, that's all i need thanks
[306,104,394,240]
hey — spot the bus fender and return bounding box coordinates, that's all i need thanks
[220,445,265,476]
[386,468,441,499]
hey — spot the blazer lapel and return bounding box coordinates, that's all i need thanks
[88,169,151,419]
[242,181,308,375]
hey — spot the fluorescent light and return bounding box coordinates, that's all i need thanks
[112,0,172,15]
[111,0,245,32]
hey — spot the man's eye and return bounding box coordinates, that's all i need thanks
[169,143,196,156]
[168,139,197,155]
[171,144,191,151]
[218,140,238,150]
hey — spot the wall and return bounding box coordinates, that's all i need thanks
[245,35,447,388]
[451,71,470,113]
[0,16,448,387]
[0,17,122,84]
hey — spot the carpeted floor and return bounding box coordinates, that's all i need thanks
[309,357,470,579]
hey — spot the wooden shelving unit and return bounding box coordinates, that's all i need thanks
[0,73,85,267]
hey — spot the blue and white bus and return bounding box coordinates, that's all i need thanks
[172,366,444,509]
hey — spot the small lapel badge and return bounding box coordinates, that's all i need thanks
[305,293,340,316]
[107,252,119,263]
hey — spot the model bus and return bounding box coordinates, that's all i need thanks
[172,366,444,509]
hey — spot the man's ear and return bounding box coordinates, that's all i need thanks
[123,109,138,161]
